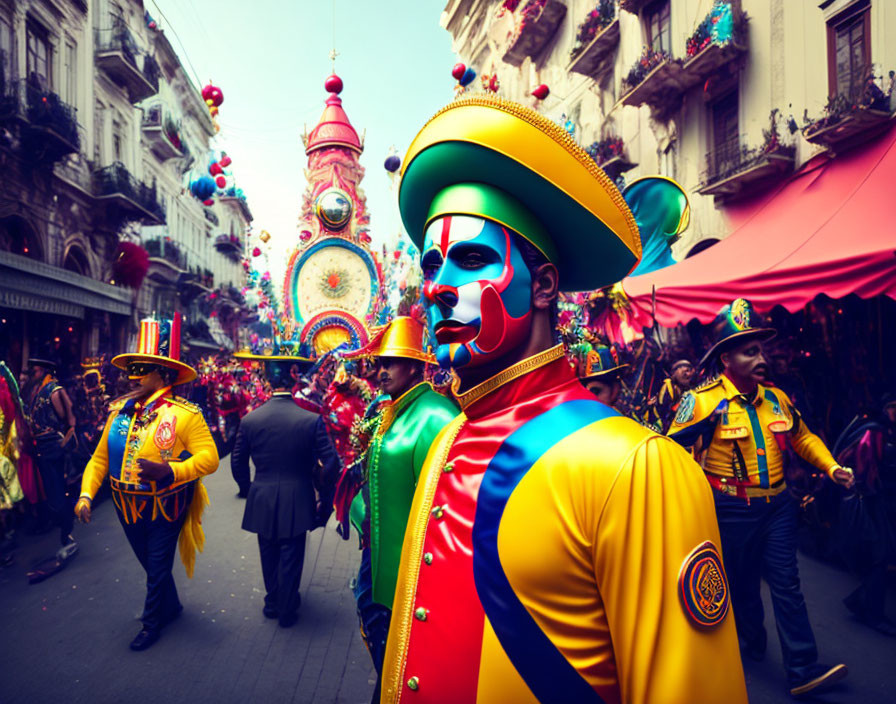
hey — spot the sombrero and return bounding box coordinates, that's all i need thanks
[398,96,641,292]
[112,314,196,385]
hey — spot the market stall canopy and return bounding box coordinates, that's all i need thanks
[623,123,896,328]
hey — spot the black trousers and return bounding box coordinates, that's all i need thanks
[715,490,819,684]
[116,483,193,632]
[34,436,73,543]
[258,532,306,620]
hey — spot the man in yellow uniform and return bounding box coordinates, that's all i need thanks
[668,298,854,697]
[74,315,219,651]
[380,97,747,703]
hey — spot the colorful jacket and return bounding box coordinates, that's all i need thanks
[667,375,838,487]
[351,382,458,610]
[80,388,219,577]
[381,346,746,704]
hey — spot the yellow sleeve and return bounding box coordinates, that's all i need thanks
[170,411,220,484]
[594,434,748,704]
[80,413,113,500]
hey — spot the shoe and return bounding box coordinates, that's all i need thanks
[129,629,160,651]
[278,612,298,628]
[262,605,279,619]
[789,663,848,697]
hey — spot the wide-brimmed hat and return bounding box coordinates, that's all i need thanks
[575,344,628,382]
[398,96,641,293]
[233,338,315,366]
[112,314,197,385]
[344,317,435,364]
[699,298,776,369]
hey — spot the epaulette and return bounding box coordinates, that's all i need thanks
[109,399,126,411]
[167,396,202,414]
[693,377,723,393]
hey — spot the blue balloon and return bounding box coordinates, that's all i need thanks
[460,67,477,87]
[384,155,401,172]
[190,175,216,201]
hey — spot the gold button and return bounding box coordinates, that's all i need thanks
[720,477,727,483]
[757,448,766,456]
[431,505,445,519]
[407,676,419,691]
[423,552,433,565]
[414,607,428,621]
[443,462,454,473]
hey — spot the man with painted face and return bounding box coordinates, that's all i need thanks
[652,358,696,432]
[379,97,747,703]
[74,315,219,651]
[345,317,458,704]
[668,299,854,697]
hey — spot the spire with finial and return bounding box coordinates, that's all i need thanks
[302,73,362,155]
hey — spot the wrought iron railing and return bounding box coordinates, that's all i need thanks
[144,236,186,269]
[95,20,159,93]
[23,81,81,149]
[701,135,794,188]
[95,162,166,221]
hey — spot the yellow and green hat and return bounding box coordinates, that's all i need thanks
[699,298,776,369]
[398,96,642,292]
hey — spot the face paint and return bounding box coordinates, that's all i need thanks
[421,215,532,369]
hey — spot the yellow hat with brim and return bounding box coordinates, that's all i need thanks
[344,317,435,364]
[112,354,197,386]
[398,96,641,293]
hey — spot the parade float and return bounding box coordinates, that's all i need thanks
[282,74,384,355]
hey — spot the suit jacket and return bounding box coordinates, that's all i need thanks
[231,393,335,539]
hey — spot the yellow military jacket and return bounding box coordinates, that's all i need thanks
[80,389,219,577]
[667,375,838,487]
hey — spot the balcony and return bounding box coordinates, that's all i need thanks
[697,135,795,200]
[219,190,254,222]
[681,3,748,85]
[803,81,894,151]
[144,237,186,272]
[620,49,695,114]
[618,0,653,13]
[585,136,637,180]
[2,81,81,162]
[214,233,242,262]
[94,162,165,226]
[502,0,567,67]
[142,103,185,160]
[95,22,159,103]
[568,2,618,80]
[203,209,219,226]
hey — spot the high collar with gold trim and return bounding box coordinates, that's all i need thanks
[378,381,433,436]
[452,345,570,419]
[719,374,765,407]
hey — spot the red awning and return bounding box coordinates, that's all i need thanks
[623,123,896,327]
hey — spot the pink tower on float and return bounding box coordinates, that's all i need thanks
[282,74,383,355]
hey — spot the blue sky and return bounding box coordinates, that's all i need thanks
[148,0,457,283]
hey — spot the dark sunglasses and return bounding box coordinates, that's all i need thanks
[127,362,162,377]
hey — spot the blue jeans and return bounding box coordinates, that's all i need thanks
[34,436,73,543]
[117,483,194,632]
[354,548,391,704]
[714,490,819,683]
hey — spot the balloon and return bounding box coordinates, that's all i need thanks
[259,230,271,243]
[384,155,401,173]
[451,63,466,80]
[205,98,214,107]
[532,84,550,100]
[209,162,223,176]
[203,199,214,206]
[252,247,261,257]
[459,66,477,87]
[215,175,227,188]
[191,175,217,201]
[202,83,224,107]
[488,74,499,92]
[210,106,219,117]
[219,154,232,167]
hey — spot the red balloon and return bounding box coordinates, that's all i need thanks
[219,155,232,167]
[252,247,261,257]
[215,175,227,188]
[489,75,499,92]
[209,162,223,176]
[532,84,550,100]
[203,199,214,206]
[451,63,466,80]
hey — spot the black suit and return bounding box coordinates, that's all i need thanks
[231,393,336,622]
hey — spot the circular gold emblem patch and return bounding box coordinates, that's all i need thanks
[679,541,730,628]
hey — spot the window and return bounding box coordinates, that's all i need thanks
[646,1,671,55]
[710,91,739,177]
[0,14,13,85]
[63,41,77,106]
[26,21,52,90]
[659,143,676,180]
[827,1,870,101]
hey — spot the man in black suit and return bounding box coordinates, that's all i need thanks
[231,351,337,628]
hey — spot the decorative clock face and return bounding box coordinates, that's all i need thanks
[295,242,374,321]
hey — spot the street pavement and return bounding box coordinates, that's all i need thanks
[1,457,894,703]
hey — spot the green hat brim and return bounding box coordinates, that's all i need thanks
[581,363,629,382]
[111,353,197,385]
[400,141,639,292]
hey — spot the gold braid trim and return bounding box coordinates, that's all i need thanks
[452,344,567,412]
[402,94,641,258]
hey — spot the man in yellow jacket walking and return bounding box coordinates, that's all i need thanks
[75,315,219,651]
